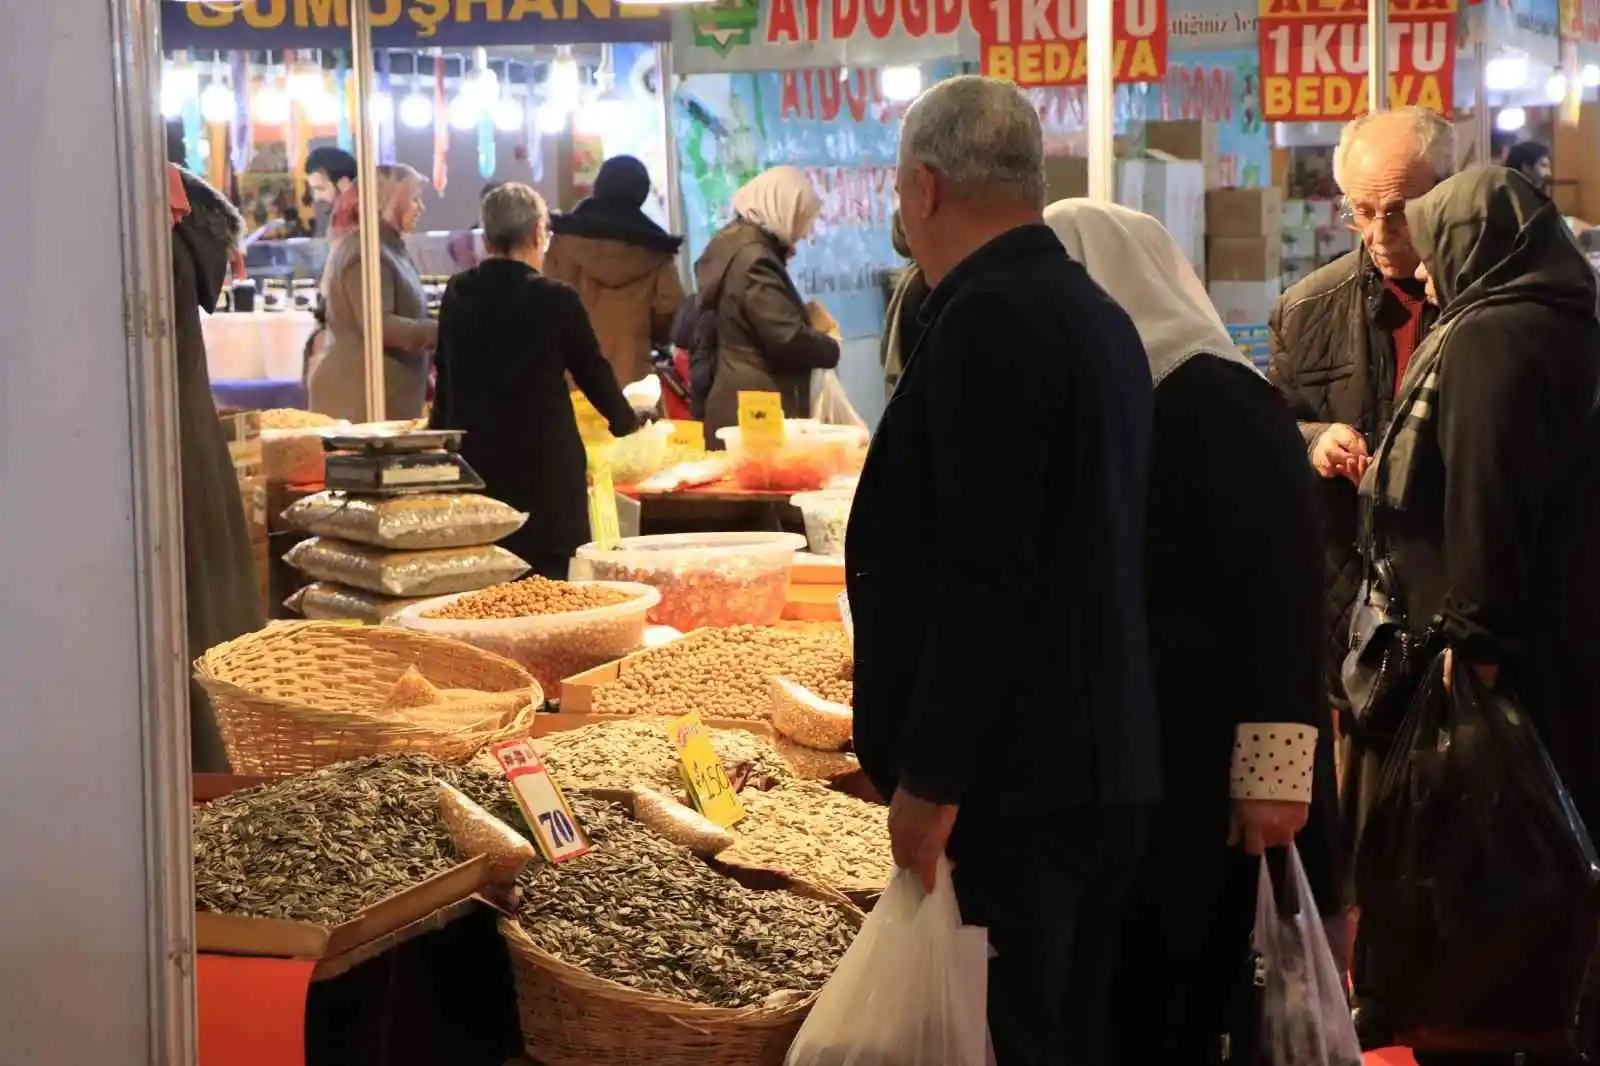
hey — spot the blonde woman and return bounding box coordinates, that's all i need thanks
[689,165,841,446]
[309,163,439,421]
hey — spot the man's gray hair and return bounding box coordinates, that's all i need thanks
[899,75,1046,209]
[1333,107,1457,190]
[481,182,547,254]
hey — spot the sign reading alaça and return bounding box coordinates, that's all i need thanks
[974,0,1169,88]
[492,739,590,864]
[162,0,670,50]
[1257,0,1457,121]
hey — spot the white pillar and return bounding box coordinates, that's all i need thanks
[1086,0,1116,201]
[1368,0,1389,112]
[353,0,387,422]
[0,0,191,1062]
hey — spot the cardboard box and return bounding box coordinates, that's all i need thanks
[1043,156,1146,205]
[1144,161,1206,244]
[1208,237,1282,282]
[1145,119,1223,188]
[1208,280,1283,327]
[1281,198,1309,229]
[1282,226,1318,260]
[1304,199,1339,228]
[1206,187,1283,237]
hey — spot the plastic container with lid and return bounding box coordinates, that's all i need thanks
[789,490,853,558]
[714,426,847,492]
[573,531,806,631]
[591,420,674,486]
[391,581,660,694]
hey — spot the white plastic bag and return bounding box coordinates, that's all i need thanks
[786,858,992,1066]
[810,369,867,428]
[1256,844,1362,1066]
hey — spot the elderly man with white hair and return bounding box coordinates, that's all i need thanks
[845,75,1160,1066]
[1267,106,1455,1047]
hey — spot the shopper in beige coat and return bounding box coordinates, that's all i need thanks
[544,155,684,389]
[309,163,438,422]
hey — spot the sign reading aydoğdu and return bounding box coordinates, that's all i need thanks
[973,0,1169,87]
[1257,0,1457,121]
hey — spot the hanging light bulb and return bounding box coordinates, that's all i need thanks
[399,90,434,130]
[1547,72,1569,102]
[162,63,199,120]
[537,101,569,134]
[466,47,501,110]
[369,90,395,126]
[287,61,325,104]
[1496,106,1527,133]
[1584,64,1600,88]
[200,81,237,125]
[254,84,291,125]
[494,96,526,132]
[1485,54,1530,91]
[548,48,582,113]
[448,93,479,131]
[880,65,923,103]
[305,87,341,126]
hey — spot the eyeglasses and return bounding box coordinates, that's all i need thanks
[1340,200,1408,231]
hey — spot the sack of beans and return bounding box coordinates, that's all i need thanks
[284,537,529,598]
[282,491,527,550]
[285,581,434,624]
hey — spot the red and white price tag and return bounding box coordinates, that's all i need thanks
[489,739,589,864]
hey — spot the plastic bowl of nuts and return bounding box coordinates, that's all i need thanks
[789,490,853,558]
[573,531,807,632]
[390,577,661,695]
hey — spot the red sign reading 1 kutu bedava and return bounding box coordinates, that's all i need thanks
[974,0,1168,88]
[1258,0,1456,121]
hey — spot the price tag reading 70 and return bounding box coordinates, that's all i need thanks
[670,712,746,828]
[490,738,590,864]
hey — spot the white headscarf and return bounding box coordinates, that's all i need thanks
[1044,199,1260,387]
[732,166,821,249]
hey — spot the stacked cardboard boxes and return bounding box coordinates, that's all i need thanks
[1044,155,1207,279]
[1206,187,1283,331]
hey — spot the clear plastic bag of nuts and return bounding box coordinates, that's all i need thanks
[282,490,528,551]
[284,537,531,598]
[437,782,537,885]
[391,581,661,694]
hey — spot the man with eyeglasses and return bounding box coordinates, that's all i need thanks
[1265,106,1455,1043]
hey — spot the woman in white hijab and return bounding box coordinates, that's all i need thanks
[1045,200,1339,1065]
[688,165,841,445]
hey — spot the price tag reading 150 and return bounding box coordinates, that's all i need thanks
[490,738,590,864]
[670,712,746,828]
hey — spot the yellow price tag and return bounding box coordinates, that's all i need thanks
[588,465,621,549]
[668,420,704,448]
[670,712,746,828]
[737,391,786,448]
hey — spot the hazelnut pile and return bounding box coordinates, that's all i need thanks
[592,626,853,720]
[424,576,634,620]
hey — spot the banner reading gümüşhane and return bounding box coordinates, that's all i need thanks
[160,0,671,49]
[1257,0,1456,121]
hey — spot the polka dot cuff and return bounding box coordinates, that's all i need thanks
[1230,724,1318,803]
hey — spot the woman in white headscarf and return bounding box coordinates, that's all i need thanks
[689,165,841,445]
[1045,200,1338,1065]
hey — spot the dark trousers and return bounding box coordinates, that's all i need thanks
[521,553,571,580]
[949,805,1152,1066]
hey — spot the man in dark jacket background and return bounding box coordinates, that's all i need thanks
[846,75,1158,1066]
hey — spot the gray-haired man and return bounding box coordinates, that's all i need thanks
[846,75,1160,1066]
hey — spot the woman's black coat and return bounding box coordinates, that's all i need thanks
[430,258,636,565]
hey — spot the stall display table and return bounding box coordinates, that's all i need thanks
[619,478,804,536]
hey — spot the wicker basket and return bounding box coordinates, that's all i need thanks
[499,865,862,1066]
[195,621,542,776]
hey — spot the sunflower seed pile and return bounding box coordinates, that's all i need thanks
[725,782,894,894]
[193,754,518,925]
[529,718,793,792]
[513,794,856,1008]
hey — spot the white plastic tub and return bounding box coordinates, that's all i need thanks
[573,531,806,631]
[789,491,853,558]
[391,581,660,695]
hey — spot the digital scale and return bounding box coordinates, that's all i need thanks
[320,429,484,495]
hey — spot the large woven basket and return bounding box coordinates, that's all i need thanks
[498,870,862,1066]
[195,621,542,776]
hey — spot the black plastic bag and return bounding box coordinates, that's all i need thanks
[1354,651,1600,1054]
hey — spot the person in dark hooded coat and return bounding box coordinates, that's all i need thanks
[429,183,638,578]
[169,166,267,772]
[544,156,684,390]
[1355,166,1600,1063]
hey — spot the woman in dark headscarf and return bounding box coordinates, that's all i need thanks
[544,155,685,389]
[1352,166,1600,1062]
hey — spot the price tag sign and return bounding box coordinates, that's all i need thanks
[670,712,746,828]
[737,391,786,449]
[668,420,703,448]
[490,739,590,864]
[588,465,621,549]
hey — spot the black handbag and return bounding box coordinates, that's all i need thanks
[1341,537,1444,739]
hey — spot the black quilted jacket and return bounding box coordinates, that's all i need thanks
[1266,248,1436,712]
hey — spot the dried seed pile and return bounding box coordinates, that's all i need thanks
[526,718,793,792]
[592,626,853,720]
[260,408,338,430]
[194,754,519,925]
[725,782,893,893]
[424,576,634,620]
[514,794,856,1007]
